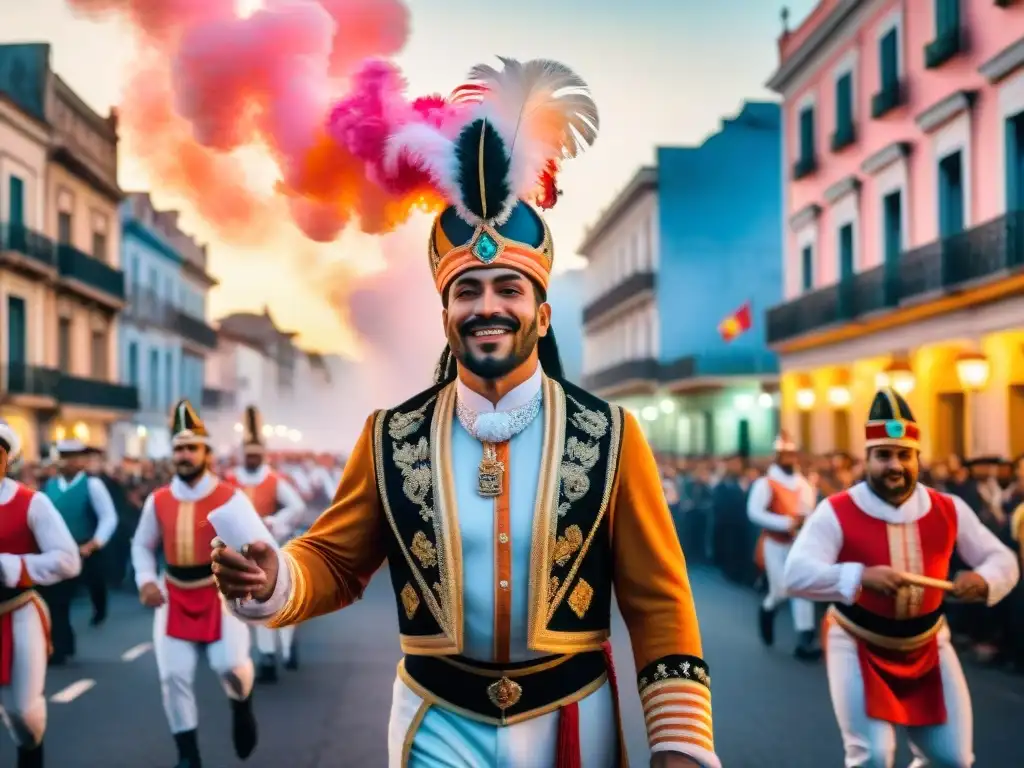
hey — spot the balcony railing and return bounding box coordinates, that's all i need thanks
[792,155,817,180]
[123,288,174,327]
[57,374,139,412]
[202,387,236,410]
[766,212,1024,345]
[831,122,856,152]
[582,352,779,392]
[175,310,218,349]
[0,223,57,269]
[925,28,964,70]
[582,271,656,325]
[871,81,905,119]
[57,243,126,301]
[2,363,60,398]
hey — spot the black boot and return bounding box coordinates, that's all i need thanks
[17,742,43,768]
[758,606,775,647]
[256,657,277,684]
[231,695,258,760]
[172,729,202,768]
[284,642,298,671]
[794,630,822,661]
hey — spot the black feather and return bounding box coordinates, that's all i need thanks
[454,118,511,222]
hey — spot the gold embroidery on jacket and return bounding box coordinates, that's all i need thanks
[401,583,420,620]
[393,438,434,522]
[410,531,438,568]
[567,579,593,618]
[390,400,431,441]
[551,525,583,567]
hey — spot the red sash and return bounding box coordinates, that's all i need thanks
[830,488,957,726]
[165,579,223,644]
[0,593,51,686]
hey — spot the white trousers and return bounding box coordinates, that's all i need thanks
[387,673,618,768]
[0,601,47,748]
[254,624,295,659]
[762,538,815,632]
[826,622,974,768]
[152,598,255,734]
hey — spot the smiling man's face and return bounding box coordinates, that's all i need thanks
[442,267,550,381]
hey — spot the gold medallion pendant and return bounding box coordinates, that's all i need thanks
[477,443,504,497]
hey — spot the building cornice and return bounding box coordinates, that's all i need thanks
[979,38,1024,83]
[766,0,863,94]
[577,166,657,256]
[123,218,184,265]
[860,141,911,175]
[915,90,976,133]
[789,203,821,231]
[824,174,861,205]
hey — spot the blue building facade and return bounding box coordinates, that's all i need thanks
[112,194,218,458]
[580,101,783,457]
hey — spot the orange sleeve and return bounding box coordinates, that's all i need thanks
[269,413,387,627]
[610,410,715,760]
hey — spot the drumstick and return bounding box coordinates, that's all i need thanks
[899,572,954,591]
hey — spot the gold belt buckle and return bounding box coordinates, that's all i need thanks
[486,675,523,723]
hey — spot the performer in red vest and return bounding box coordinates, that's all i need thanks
[130,400,267,768]
[746,431,820,659]
[224,405,305,683]
[0,420,81,768]
[784,386,1020,766]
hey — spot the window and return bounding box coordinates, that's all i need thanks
[939,151,964,237]
[833,73,855,150]
[7,296,26,366]
[57,317,71,372]
[879,28,899,91]
[92,231,107,262]
[925,0,962,69]
[794,105,817,178]
[883,191,903,264]
[935,0,960,38]
[1005,112,1024,212]
[90,329,107,378]
[7,175,24,227]
[838,223,855,279]
[57,212,72,244]
[801,245,814,291]
[165,351,173,409]
[148,349,160,410]
[127,341,139,385]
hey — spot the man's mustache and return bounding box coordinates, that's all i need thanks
[459,315,519,336]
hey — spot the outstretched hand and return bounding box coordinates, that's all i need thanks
[211,538,279,603]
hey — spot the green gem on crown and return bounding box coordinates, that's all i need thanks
[472,232,499,263]
[884,420,906,439]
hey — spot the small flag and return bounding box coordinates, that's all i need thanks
[718,301,752,343]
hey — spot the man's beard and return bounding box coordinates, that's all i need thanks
[175,461,204,483]
[776,461,795,475]
[450,314,538,380]
[868,468,914,504]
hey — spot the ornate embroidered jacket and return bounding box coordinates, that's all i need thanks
[271,375,714,756]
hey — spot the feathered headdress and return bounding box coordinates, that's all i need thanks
[170,399,211,448]
[241,405,265,453]
[384,57,599,294]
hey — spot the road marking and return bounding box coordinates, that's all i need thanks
[121,642,153,662]
[49,679,95,704]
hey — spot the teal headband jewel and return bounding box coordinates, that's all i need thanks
[884,420,906,439]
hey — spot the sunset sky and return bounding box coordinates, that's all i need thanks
[5,0,817,356]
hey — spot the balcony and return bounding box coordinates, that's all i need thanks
[122,288,174,328]
[582,352,778,393]
[0,223,57,274]
[792,155,817,180]
[57,244,126,304]
[2,363,60,400]
[925,28,964,70]
[582,271,656,325]
[831,122,856,152]
[871,81,905,119]
[202,387,236,411]
[174,310,218,349]
[766,212,1024,345]
[57,374,139,412]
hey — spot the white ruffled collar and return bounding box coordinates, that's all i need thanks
[455,365,543,443]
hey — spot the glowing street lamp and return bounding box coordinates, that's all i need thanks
[795,388,815,411]
[827,386,851,407]
[956,351,990,392]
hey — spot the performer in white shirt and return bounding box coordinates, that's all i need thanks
[131,400,266,768]
[0,420,81,768]
[38,439,119,663]
[784,387,1019,767]
[746,432,819,660]
[224,406,306,682]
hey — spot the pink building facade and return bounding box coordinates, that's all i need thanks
[766,0,1024,462]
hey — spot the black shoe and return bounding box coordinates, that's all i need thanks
[17,742,43,768]
[89,612,106,627]
[231,695,258,760]
[256,661,277,684]
[48,654,67,667]
[283,644,298,671]
[758,606,775,647]
[173,729,202,768]
[794,630,822,662]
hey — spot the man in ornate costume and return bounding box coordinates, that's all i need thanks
[784,387,1019,767]
[224,406,306,681]
[0,421,81,768]
[39,439,119,663]
[746,432,819,660]
[212,56,718,768]
[131,401,264,768]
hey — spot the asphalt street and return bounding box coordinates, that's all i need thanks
[3,568,1022,767]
